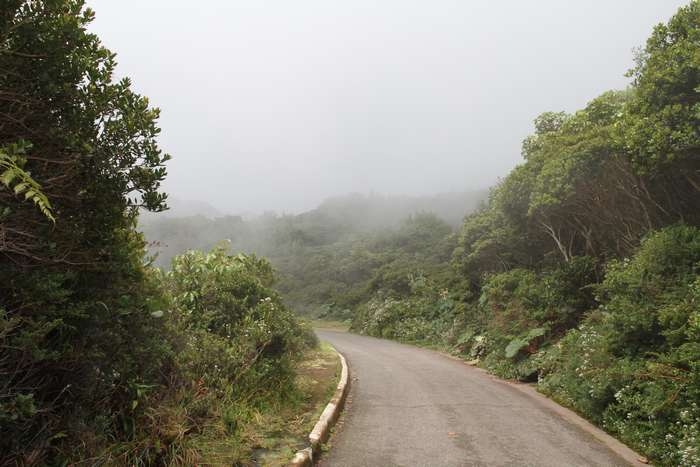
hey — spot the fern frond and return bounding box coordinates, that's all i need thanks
[0,143,55,222]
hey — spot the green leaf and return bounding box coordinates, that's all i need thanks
[0,148,55,222]
[526,327,546,340]
[1,169,16,186]
[505,338,528,359]
[505,328,546,359]
[13,182,27,194]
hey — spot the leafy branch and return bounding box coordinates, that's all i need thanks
[0,142,55,222]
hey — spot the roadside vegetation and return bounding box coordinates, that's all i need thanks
[251,342,340,466]
[0,2,321,465]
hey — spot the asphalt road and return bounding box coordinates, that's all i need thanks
[316,330,641,467]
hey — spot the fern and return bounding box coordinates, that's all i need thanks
[0,142,55,222]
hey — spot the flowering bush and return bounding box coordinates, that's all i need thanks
[538,226,700,466]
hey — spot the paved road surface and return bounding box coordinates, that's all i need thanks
[317,330,639,467]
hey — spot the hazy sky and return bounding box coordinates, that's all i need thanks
[87,1,687,214]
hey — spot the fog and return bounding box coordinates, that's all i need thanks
[87,0,686,214]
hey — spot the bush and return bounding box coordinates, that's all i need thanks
[481,256,596,337]
[0,1,171,463]
[352,274,455,344]
[539,225,700,466]
[164,246,311,399]
[94,246,316,465]
[599,225,700,358]
[470,258,597,380]
[0,226,175,464]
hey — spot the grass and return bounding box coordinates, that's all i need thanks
[107,341,342,467]
[243,342,341,466]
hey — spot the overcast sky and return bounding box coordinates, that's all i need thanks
[87,0,687,214]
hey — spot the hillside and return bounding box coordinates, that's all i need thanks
[139,191,486,313]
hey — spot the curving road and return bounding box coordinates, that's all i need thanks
[316,330,644,467]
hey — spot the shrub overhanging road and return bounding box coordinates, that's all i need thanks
[317,330,640,467]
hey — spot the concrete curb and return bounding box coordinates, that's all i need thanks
[288,346,349,467]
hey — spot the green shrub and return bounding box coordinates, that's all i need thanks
[469,258,598,380]
[352,274,456,344]
[480,257,596,337]
[0,226,176,464]
[164,246,310,401]
[539,226,700,466]
[599,225,700,358]
[91,246,316,465]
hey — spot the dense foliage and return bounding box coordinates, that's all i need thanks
[0,2,312,464]
[164,247,310,405]
[139,248,313,465]
[1,1,170,462]
[539,227,700,465]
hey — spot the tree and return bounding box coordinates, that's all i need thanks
[625,0,700,178]
[0,1,170,463]
[0,0,168,266]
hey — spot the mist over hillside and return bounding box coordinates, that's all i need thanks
[139,190,487,315]
[139,190,487,268]
[315,191,487,228]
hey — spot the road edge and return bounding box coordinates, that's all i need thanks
[437,349,649,466]
[288,344,349,467]
[498,373,649,466]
